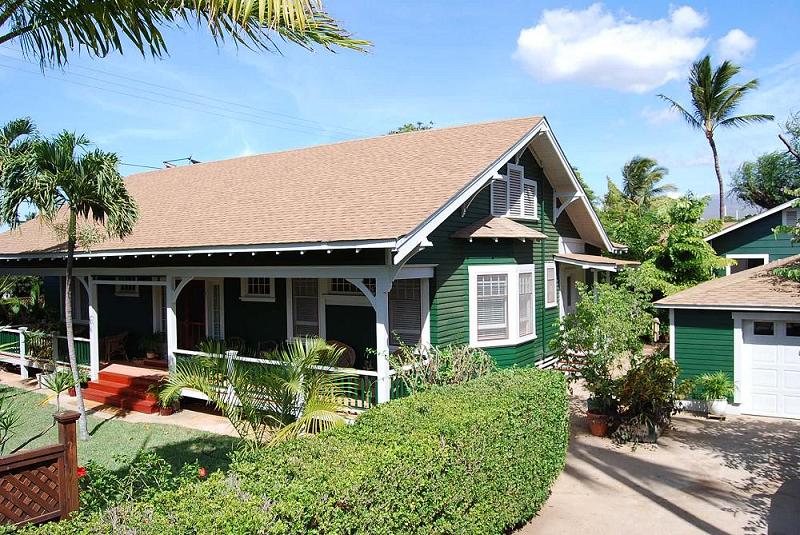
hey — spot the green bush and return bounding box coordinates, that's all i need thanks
[20,368,568,535]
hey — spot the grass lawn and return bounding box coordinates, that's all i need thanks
[2,385,238,473]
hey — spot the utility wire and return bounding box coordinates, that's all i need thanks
[0,62,355,139]
[0,46,371,138]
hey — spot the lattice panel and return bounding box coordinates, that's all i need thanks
[0,459,60,525]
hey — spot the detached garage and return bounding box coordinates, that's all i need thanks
[656,255,800,419]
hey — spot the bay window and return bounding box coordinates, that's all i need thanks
[468,264,536,347]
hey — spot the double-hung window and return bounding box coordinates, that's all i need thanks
[469,264,536,347]
[240,277,275,302]
[544,262,557,308]
[491,163,538,220]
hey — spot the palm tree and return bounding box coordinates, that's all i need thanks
[160,337,353,446]
[659,55,773,218]
[0,118,36,175]
[0,130,138,440]
[0,0,368,67]
[621,156,676,208]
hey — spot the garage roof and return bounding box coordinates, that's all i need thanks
[655,254,800,311]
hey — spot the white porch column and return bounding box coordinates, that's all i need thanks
[18,327,28,379]
[375,274,392,404]
[166,275,178,374]
[87,278,100,381]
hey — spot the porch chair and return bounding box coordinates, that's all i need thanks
[326,340,356,369]
[100,331,129,361]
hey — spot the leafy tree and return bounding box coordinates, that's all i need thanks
[0,127,139,440]
[620,156,675,208]
[731,112,800,209]
[730,152,800,209]
[647,194,729,286]
[388,121,433,134]
[659,55,773,218]
[600,178,668,261]
[773,187,800,281]
[572,166,598,206]
[1,0,368,68]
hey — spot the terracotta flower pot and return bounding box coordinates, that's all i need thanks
[586,411,610,437]
[159,406,175,416]
[68,387,76,397]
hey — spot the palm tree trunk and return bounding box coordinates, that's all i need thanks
[707,133,726,219]
[65,211,90,440]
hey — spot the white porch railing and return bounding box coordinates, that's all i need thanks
[0,327,91,380]
[172,348,407,410]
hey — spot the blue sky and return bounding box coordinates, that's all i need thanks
[2,1,799,210]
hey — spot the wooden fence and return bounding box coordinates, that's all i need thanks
[0,411,80,527]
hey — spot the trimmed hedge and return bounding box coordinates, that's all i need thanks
[20,368,568,535]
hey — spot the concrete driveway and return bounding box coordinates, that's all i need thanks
[519,397,800,535]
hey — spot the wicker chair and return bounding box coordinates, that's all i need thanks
[100,331,128,361]
[326,339,356,368]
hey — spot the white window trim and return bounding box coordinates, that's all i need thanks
[239,277,276,302]
[114,276,139,297]
[544,261,558,308]
[468,264,536,348]
[725,253,769,276]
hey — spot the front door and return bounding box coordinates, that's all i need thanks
[559,265,581,315]
[177,280,205,350]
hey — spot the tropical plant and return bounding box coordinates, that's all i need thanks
[658,55,774,218]
[0,1,368,68]
[388,342,495,394]
[550,282,653,414]
[601,179,668,262]
[647,194,731,286]
[613,352,679,443]
[0,127,139,441]
[160,337,352,446]
[621,156,676,208]
[387,121,433,134]
[0,392,20,455]
[40,368,77,412]
[695,371,735,401]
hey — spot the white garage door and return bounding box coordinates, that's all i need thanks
[744,319,800,418]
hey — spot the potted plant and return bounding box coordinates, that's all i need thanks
[67,370,90,397]
[697,372,735,417]
[148,381,180,416]
[580,351,620,437]
[139,332,165,360]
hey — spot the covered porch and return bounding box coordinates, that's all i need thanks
[3,262,433,409]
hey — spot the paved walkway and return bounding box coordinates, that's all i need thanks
[519,395,800,535]
[0,369,237,436]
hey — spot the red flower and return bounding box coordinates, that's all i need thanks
[76,466,87,478]
[197,467,207,478]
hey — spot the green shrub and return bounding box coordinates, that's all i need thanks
[20,368,568,535]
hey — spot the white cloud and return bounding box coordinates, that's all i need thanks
[641,106,679,125]
[514,4,708,93]
[716,29,756,62]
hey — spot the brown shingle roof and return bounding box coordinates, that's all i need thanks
[450,216,546,240]
[655,255,800,310]
[554,253,639,267]
[0,117,543,255]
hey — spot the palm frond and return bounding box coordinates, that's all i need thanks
[657,95,702,130]
[718,113,775,129]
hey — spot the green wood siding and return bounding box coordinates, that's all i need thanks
[710,211,798,261]
[674,309,734,381]
[413,150,578,368]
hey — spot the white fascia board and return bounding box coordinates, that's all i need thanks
[553,256,619,272]
[0,264,435,280]
[0,238,398,261]
[392,119,548,265]
[654,303,800,312]
[704,199,797,242]
[539,123,619,253]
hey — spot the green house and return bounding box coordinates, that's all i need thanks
[0,117,629,410]
[656,255,800,419]
[705,199,798,274]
